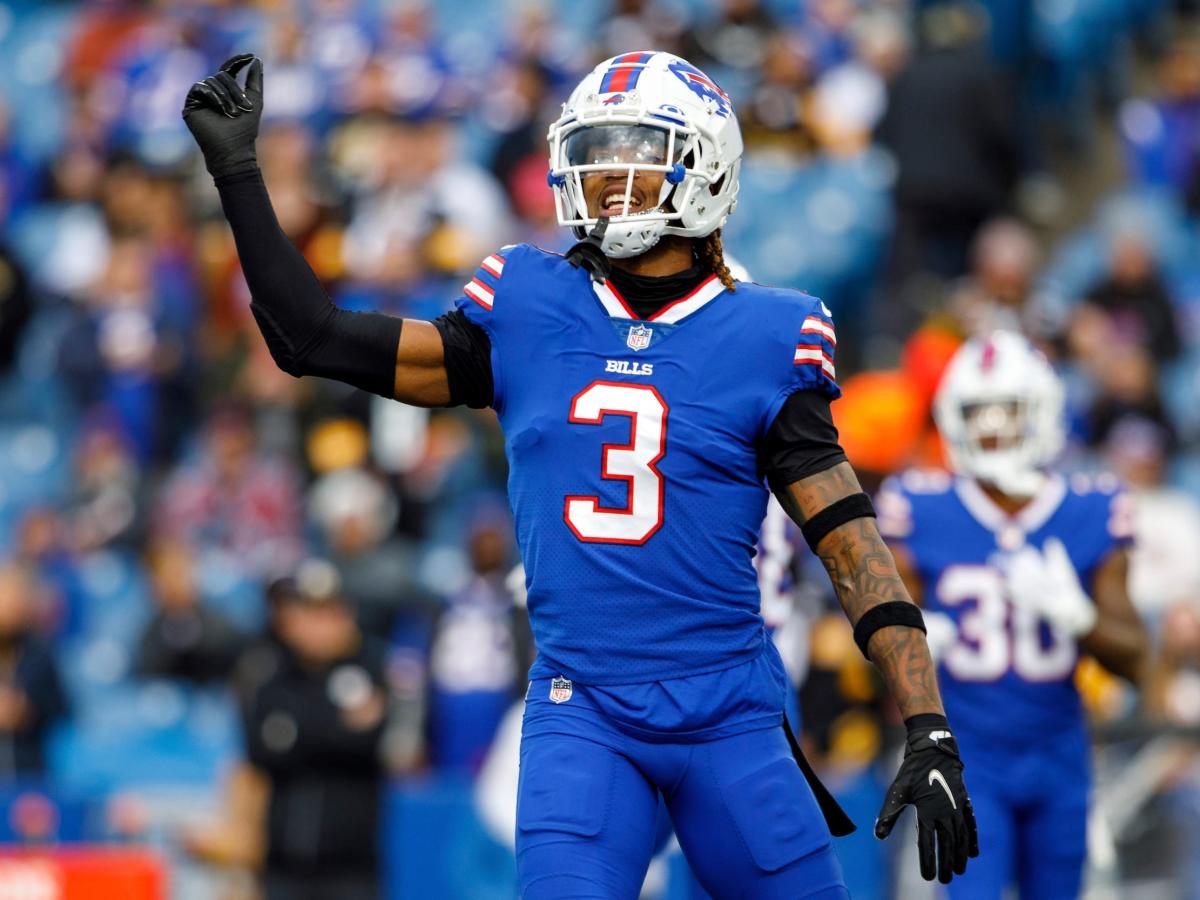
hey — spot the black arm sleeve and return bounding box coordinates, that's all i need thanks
[214,168,403,398]
[760,390,848,492]
[431,310,494,409]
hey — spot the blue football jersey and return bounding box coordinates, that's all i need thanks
[877,469,1135,743]
[455,244,839,685]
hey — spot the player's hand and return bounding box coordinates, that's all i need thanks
[875,715,979,883]
[1001,538,1097,637]
[182,53,263,180]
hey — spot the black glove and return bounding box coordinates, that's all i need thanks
[875,713,979,884]
[182,53,263,180]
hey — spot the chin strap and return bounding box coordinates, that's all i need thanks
[565,218,612,283]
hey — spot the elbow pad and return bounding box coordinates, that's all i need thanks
[251,301,402,399]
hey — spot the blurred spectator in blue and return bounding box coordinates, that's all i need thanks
[241,559,389,900]
[308,464,435,640]
[0,563,68,777]
[794,0,861,74]
[1119,36,1200,216]
[504,2,591,90]
[876,2,1019,284]
[427,514,530,777]
[63,412,142,555]
[261,14,333,131]
[808,9,906,157]
[0,103,37,227]
[305,0,377,114]
[56,227,194,462]
[153,402,304,580]
[135,539,245,686]
[102,7,233,167]
[23,141,109,300]
[370,2,468,118]
[332,111,511,317]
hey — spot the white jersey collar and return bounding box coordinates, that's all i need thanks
[955,473,1067,537]
[592,274,726,325]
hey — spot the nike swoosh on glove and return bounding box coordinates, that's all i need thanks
[875,714,980,884]
[182,53,263,180]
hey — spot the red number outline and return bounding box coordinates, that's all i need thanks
[563,381,668,545]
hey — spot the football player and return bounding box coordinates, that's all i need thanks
[877,331,1148,899]
[184,51,977,898]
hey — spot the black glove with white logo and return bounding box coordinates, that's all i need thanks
[182,53,263,180]
[875,713,979,883]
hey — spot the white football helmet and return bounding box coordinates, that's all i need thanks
[933,331,1065,498]
[547,51,743,258]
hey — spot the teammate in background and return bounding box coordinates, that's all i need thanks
[184,51,977,897]
[878,331,1148,899]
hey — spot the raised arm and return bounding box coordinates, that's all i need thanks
[183,54,451,407]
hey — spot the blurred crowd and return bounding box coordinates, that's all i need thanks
[0,0,1196,896]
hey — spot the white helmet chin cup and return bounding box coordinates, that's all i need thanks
[597,216,668,258]
[548,52,743,259]
[933,331,1066,497]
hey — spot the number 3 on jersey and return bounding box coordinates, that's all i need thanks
[564,381,668,544]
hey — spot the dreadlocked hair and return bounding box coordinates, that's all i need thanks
[698,229,736,292]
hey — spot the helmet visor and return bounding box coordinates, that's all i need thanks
[962,399,1027,453]
[564,124,675,168]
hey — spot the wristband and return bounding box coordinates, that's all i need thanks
[853,600,926,660]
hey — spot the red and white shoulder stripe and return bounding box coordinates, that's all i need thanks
[793,344,836,379]
[793,302,837,380]
[800,314,836,346]
[462,251,507,311]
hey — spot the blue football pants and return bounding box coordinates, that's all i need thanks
[516,703,847,900]
[946,729,1090,900]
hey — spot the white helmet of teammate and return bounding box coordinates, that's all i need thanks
[547,51,743,258]
[933,331,1065,498]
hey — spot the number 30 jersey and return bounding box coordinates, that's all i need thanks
[877,469,1134,743]
[456,243,839,685]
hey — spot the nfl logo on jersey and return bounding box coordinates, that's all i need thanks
[626,324,653,351]
[549,677,573,703]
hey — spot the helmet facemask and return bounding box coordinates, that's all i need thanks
[550,120,704,258]
[952,398,1046,497]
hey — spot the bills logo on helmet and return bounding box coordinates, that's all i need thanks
[667,60,731,117]
[602,93,626,105]
[626,323,653,351]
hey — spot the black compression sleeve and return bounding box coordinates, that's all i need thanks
[214,168,402,398]
[431,310,494,409]
[760,390,849,491]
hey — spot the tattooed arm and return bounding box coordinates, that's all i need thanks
[775,461,944,719]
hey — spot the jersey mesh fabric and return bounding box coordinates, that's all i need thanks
[455,244,839,685]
